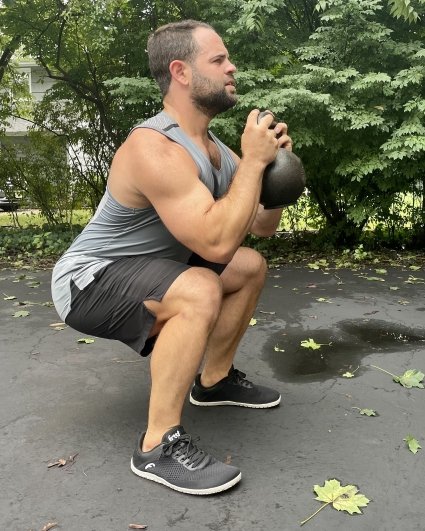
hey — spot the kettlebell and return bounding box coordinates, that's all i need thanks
[258,110,306,209]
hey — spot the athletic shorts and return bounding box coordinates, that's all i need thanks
[65,254,227,357]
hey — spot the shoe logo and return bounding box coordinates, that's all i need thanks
[167,430,181,442]
[144,463,155,470]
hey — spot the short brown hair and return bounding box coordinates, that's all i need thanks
[147,20,214,96]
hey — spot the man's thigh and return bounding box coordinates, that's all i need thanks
[65,255,190,355]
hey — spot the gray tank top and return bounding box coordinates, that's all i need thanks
[51,111,237,320]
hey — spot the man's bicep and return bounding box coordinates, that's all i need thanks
[137,143,216,249]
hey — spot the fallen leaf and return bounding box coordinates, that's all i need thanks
[48,453,78,468]
[364,276,385,282]
[128,525,148,529]
[301,338,321,350]
[13,310,30,318]
[41,522,58,531]
[393,369,424,389]
[225,455,232,464]
[389,286,400,291]
[274,345,285,352]
[301,479,370,525]
[409,265,421,271]
[50,322,66,327]
[306,284,317,288]
[371,365,424,389]
[375,269,387,274]
[48,458,67,468]
[249,318,257,326]
[405,275,425,284]
[300,338,331,350]
[342,372,354,378]
[316,297,332,303]
[3,295,16,300]
[77,338,95,344]
[404,435,421,454]
[360,409,376,416]
[398,300,409,305]
[352,407,377,416]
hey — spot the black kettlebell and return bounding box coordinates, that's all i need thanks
[258,110,306,209]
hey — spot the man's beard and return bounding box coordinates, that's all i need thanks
[191,68,237,118]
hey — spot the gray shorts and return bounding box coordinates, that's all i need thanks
[65,254,226,356]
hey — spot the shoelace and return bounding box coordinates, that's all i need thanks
[229,367,253,388]
[163,434,207,468]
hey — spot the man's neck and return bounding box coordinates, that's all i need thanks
[163,100,212,143]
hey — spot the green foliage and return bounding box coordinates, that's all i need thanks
[1,0,425,250]
[0,224,83,260]
[0,132,84,225]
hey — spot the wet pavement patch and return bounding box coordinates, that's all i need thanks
[263,319,425,382]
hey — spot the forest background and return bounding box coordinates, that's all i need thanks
[0,0,424,265]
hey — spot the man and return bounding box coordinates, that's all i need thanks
[51,20,293,495]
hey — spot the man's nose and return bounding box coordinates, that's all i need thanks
[226,61,237,74]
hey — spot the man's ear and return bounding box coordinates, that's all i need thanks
[169,60,190,87]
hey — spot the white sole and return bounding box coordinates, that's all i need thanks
[189,395,281,408]
[130,459,242,495]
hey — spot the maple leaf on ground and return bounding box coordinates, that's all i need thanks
[352,407,377,416]
[77,338,95,344]
[394,370,424,389]
[370,366,424,389]
[404,435,421,454]
[300,338,321,350]
[301,479,370,526]
[359,408,377,417]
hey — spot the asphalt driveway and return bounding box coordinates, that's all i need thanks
[1,259,424,531]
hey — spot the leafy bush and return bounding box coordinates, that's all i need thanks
[0,224,83,261]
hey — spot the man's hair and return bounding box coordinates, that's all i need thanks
[147,20,214,96]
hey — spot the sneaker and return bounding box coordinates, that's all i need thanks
[130,425,241,495]
[190,366,281,408]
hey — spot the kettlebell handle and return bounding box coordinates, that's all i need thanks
[257,110,281,138]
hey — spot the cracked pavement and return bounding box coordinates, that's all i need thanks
[0,262,424,531]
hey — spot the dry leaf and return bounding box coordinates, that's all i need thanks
[225,455,232,464]
[41,523,58,531]
[48,453,78,468]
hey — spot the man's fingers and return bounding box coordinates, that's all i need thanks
[274,122,288,136]
[278,134,293,151]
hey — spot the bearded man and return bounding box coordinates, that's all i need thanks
[51,19,293,495]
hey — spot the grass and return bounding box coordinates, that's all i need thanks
[0,209,92,228]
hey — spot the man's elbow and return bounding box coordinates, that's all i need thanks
[200,242,237,264]
[250,225,277,238]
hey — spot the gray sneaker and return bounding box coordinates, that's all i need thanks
[130,425,241,495]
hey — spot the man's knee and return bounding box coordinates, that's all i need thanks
[147,267,223,326]
[239,247,267,284]
[183,267,223,317]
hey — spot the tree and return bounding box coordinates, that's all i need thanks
[222,0,425,245]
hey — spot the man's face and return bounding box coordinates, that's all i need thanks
[189,28,237,118]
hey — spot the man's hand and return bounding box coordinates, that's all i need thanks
[274,120,293,152]
[240,109,280,168]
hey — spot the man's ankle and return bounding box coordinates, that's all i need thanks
[200,369,229,389]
